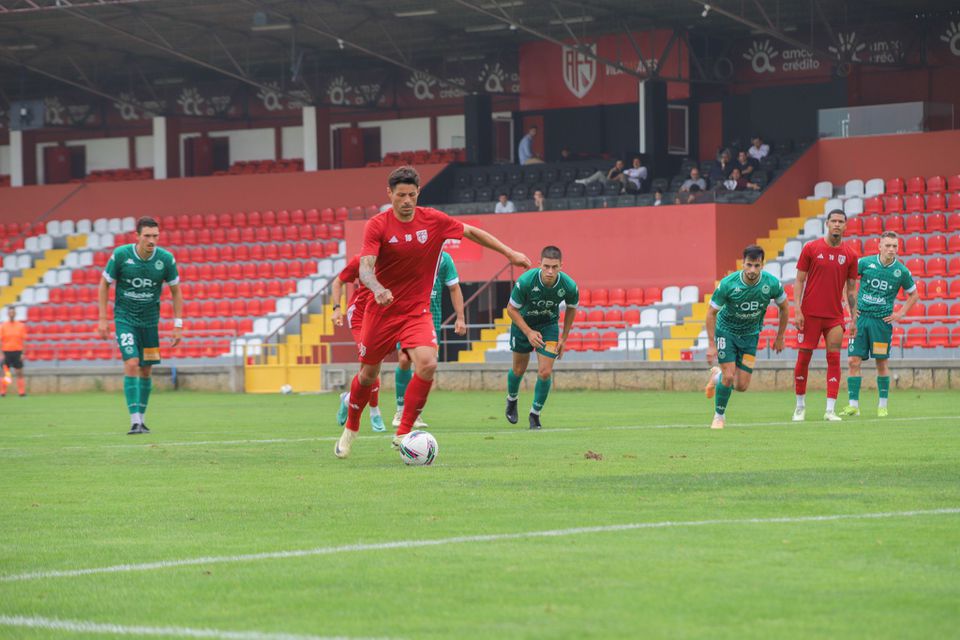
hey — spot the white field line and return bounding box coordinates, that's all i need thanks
[1,413,955,453]
[2,508,957,584]
[0,614,389,640]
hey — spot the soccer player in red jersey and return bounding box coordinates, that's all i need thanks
[331,255,385,432]
[335,166,531,458]
[792,209,858,422]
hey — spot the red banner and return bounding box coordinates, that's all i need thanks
[519,30,690,110]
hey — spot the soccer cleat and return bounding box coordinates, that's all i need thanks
[710,416,725,430]
[370,413,386,432]
[336,392,349,427]
[391,434,403,450]
[505,398,519,424]
[139,422,150,433]
[528,412,542,430]
[392,408,403,428]
[414,415,429,428]
[127,424,143,435]
[837,405,860,417]
[334,428,358,458]
[877,407,889,418]
[704,366,721,399]
[792,407,806,422]
[823,411,842,422]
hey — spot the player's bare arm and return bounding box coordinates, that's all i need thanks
[462,224,531,268]
[886,289,919,324]
[774,298,790,352]
[556,305,577,359]
[705,306,719,363]
[793,270,807,331]
[359,255,393,306]
[845,278,858,339]
[97,277,112,339]
[170,283,184,347]
[331,277,346,326]
[449,283,467,336]
[507,305,544,349]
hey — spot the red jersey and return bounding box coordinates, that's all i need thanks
[337,255,372,313]
[796,238,858,318]
[360,206,465,319]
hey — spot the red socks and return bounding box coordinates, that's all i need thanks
[398,374,433,436]
[345,375,374,432]
[17,377,24,395]
[826,350,841,400]
[794,349,812,395]
[369,376,380,408]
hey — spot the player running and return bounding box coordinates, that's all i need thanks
[792,209,858,422]
[838,231,918,418]
[704,245,789,429]
[392,249,466,429]
[334,166,530,459]
[504,246,578,430]
[1,306,27,397]
[98,216,183,434]
[332,255,385,432]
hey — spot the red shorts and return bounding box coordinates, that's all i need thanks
[358,311,437,365]
[797,315,845,350]
[346,300,368,345]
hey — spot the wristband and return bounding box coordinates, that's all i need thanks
[332,304,341,310]
[173,318,184,328]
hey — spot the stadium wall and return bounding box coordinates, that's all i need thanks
[816,129,960,184]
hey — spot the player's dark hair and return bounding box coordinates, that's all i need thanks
[541,245,562,261]
[826,209,846,220]
[136,216,159,233]
[880,230,899,240]
[388,166,420,190]
[743,244,765,262]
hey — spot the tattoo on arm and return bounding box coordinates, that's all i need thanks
[359,256,383,294]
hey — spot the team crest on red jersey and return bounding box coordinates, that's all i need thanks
[416,229,428,244]
[838,254,846,265]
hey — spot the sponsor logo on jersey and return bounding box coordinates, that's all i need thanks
[389,236,399,244]
[416,229,428,244]
[817,253,824,259]
[358,342,367,357]
[155,260,164,270]
[125,258,135,264]
[867,263,876,269]
[829,376,838,382]
[532,286,540,292]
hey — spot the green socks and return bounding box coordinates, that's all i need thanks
[877,376,890,408]
[395,367,413,407]
[532,376,552,414]
[123,377,140,415]
[847,376,862,406]
[507,370,523,399]
[715,381,733,416]
[139,377,152,415]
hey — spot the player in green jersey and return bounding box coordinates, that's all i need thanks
[838,231,919,418]
[391,250,466,428]
[505,246,579,430]
[704,245,789,429]
[97,217,183,434]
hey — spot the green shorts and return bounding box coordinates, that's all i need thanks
[115,320,162,365]
[848,315,892,360]
[715,328,759,373]
[510,323,559,359]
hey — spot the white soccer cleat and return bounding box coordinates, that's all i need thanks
[704,366,721,399]
[392,408,428,428]
[710,416,725,430]
[391,434,403,450]
[334,428,358,459]
[392,408,403,428]
[792,407,806,422]
[414,415,428,428]
[823,411,842,422]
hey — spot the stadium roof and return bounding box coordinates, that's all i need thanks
[1,0,957,103]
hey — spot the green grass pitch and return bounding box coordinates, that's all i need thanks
[1,389,958,639]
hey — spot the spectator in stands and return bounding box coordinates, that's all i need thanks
[709,150,733,184]
[680,167,707,192]
[558,147,574,162]
[622,157,648,193]
[575,159,627,192]
[518,126,544,165]
[735,150,758,177]
[653,189,664,206]
[722,167,761,191]
[748,135,769,161]
[532,189,546,212]
[495,193,516,214]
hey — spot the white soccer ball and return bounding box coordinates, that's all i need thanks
[280,384,293,395]
[399,430,438,466]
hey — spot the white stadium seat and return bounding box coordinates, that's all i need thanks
[34,287,49,303]
[0,273,9,287]
[661,286,681,305]
[46,220,61,235]
[639,308,659,328]
[658,308,677,326]
[56,269,72,285]
[783,240,803,260]
[679,285,699,304]
[823,198,843,215]
[107,218,122,234]
[634,330,655,350]
[93,218,109,233]
[296,279,313,296]
[20,289,35,304]
[4,255,18,271]
[813,181,833,199]
[864,178,884,197]
[76,219,92,234]
[275,298,292,316]
[60,219,76,235]
[844,179,864,198]
[121,217,136,232]
[316,260,334,278]
[79,251,94,267]
[25,237,39,252]
[16,255,32,270]
[64,253,80,268]
[782,261,798,281]
[763,263,781,279]
[252,318,269,335]
[844,197,864,216]
[803,218,823,237]
[39,235,53,251]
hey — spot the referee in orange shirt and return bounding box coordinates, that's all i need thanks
[1,307,27,397]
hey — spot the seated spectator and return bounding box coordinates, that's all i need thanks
[735,150,758,177]
[748,135,769,161]
[653,189,664,206]
[575,159,628,193]
[722,167,761,191]
[558,147,575,162]
[622,157,648,193]
[494,193,516,214]
[518,126,544,165]
[532,189,546,212]
[709,151,733,184]
[679,167,707,192]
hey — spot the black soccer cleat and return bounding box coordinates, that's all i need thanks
[139,422,150,434]
[505,398,519,424]
[127,424,143,435]
[528,412,542,430]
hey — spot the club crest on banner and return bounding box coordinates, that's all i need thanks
[562,44,597,98]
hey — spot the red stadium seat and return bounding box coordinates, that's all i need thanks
[949,258,960,277]
[276,210,291,225]
[904,237,925,255]
[925,213,947,233]
[905,257,925,276]
[904,194,925,213]
[949,194,960,214]
[927,302,948,322]
[365,205,380,218]
[624,309,641,325]
[862,215,883,235]
[222,282,237,298]
[927,175,946,193]
[863,196,883,215]
[216,300,230,317]
[885,178,904,195]
[329,223,345,238]
[262,210,277,226]
[902,302,925,323]
[951,280,960,299]
[273,261,288,279]
[581,331,601,351]
[926,279,947,299]
[335,206,349,221]
[927,235,947,254]
[926,192,947,213]
[288,261,304,278]
[590,289,608,306]
[906,176,925,194]
[305,209,320,224]
[608,288,626,306]
[643,287,662,304]
[928,326,950,347]
[845,238,863,256]
[237,282,252,298]
[564,332,583,352]
[204,213,218,228]
[885,215,906,233]
[349,206,364,220]
[320,208,335,223]
[953,327,960,347]
[278,243,293,260]
[201,301,216,317]
[230,300,246,316]
[903,326,926,347]
[845,216,862,236]
[883,195,903,214]
[247,300,263,316]
[189,214,204,229]
[949,175,960,192]
[161,215,178,230]
[625,288,644,305]
[946,233,960,253]
[315,223,331,240]
[863,237,880,254]
[603,309,624,327]
[300,225,315,241]
[927,257,948,277]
